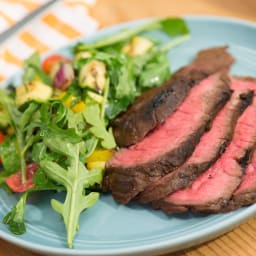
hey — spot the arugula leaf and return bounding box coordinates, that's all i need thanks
[66,110,86,137]
[76,51,136,120]
[0,136,21,174]
[3,192,28,235]
[105,97,131,120]
[40,138,103,248]
[22,52,51,85]
[0,90,40,182]
[160,17,189,37]
[31,142,47,164]
[38,102,81,143]
[2,175,64,234]
[83,104,116,149]
[0,108,10,128]
[75,17,189,51]
[114,57,136,99]
[33,168,65,191]
[22,52,40,83]
[41,123,81,143]
[138,53,170,89]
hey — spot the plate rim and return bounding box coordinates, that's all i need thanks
[1,15,256,256]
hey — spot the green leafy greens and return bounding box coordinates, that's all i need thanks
[0,90,40,183]
[3,192,28,235]
[74,17,190,119]
[75,17,189,51]
[22,52,51,85]
[0,17,190,248]
[40,137,103,248]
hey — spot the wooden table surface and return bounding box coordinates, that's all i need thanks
[1,0,256,255]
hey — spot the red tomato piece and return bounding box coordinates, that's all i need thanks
[5,163,39,192]
[42,54,70,74]
[0,131,4,165]
[0,131,4,143]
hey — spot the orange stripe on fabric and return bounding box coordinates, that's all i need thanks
[0,75,6,83]
[5,0,40,11]
[19,31,50,53]
[0,11,15,25]
[3,50,23,66]
[42,13,81,39]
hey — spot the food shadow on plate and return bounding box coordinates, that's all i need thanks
[111,195,211,221]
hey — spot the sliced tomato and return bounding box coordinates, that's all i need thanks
[5,163,38,192]
[0,131,4,143]
[0,131,4,165]
[42,54,70,74]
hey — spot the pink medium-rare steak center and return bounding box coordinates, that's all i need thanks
[158,91,256,213]
[109,74,230,167]
[139,89,252,204]
[103,72,231,204]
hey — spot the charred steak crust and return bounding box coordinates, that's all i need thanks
[226,152,256,212]
[112,47,234,147]
[139,90,253,204]
[103,73,231,204]
[222,77,256,212]
[157,85,256,214]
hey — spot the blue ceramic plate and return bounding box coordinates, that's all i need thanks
[1,16,256,256]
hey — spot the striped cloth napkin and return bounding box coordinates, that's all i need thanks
[0,0,99,82]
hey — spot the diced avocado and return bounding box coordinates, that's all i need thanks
[74,51,92,62]
[16,81,53,106]
[87,91,104,104]
[122,36,153,56]
[79,60,106,93]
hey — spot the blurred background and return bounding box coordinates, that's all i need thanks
[1,0,256,82]
[92,0,256,26]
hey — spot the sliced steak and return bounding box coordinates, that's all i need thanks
[223,77,256,211]
[103,73,231,204]
[113,47,234,147]
[156,88,256,214]
[139,89,253,204]
[225,150,256,211]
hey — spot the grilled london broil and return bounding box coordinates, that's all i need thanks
[104,48,234,204]
[104,46,256,215]
[139,89,253,204]
[112,47,234,147]
[155,84,256,213]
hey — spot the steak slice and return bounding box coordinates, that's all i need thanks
[112,47,234,147]
[156,89,256,214]
[139,89,253,204]
[225,150,256,211]
[103,73,231,204]
[222,77,256,211]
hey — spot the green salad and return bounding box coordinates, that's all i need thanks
[0,18,190,248]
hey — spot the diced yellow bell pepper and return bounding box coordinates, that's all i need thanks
[63,95,73,108]
[87,149,114,170]
[87,161,106,170]
[54,91,86,113]
[72,101,86,113]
